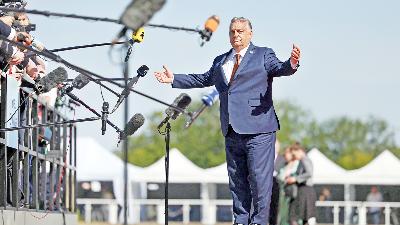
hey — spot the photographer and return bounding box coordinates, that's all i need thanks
[0,18,25,67]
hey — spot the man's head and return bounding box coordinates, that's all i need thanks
[229,17,253,52]
[15,12,29,26]
[291,142,305,160]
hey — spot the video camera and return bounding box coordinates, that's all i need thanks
[12,20,35,32]
[0,0,25,7]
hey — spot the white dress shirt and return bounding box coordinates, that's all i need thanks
[222,45,249,84]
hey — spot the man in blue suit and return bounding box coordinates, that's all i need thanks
[154,17,301,225]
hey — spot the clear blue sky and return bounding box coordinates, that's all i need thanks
[27,0,400,150]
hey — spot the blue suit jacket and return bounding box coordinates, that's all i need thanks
[172,43,297,136]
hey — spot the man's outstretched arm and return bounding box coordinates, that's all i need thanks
[266,44,301,77]
[154,63,216,89]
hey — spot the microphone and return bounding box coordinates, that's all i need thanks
[71,73,91,90]
[36,66,68,94]
[59,73,91,97]
[157,93,192,130]
[124,27,145,62]
[200,15,220,47]
[185,89,219,128]
[16,32,45,52]
[119,0,166,31]
[101,102,109,135]
[119,113,145,140]
[111,65,149,113]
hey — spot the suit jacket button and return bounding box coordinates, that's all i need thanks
[228,91,231,95]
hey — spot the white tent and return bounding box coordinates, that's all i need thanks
[204,163,228,183]
[76,137,143,181]
[76,136,144,222]
[307,148,348,184]
[204,148,350,184]
[346,150,400,185]
[135,148,209,183]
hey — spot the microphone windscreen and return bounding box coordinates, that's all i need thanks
[166,93,191,120]
[201,89,219,106]
[204,15,220,33]
[123,113,145,137]
[72,74,90,90]
[137,65,149,77]
[120,0,166,31]
[36,67,68,93]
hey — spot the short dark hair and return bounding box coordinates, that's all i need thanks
[290,141,304,152]
[230,17,252,30]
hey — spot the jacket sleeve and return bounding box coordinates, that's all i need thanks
[172,57,218,89]
[0,40,16,59]
[0,20,15,40]
[264,48,297,77]
[0,20,17,60]
[295,157,313,184]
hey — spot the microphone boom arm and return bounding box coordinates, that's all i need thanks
[0,35,191,117]
[66,92,122,134]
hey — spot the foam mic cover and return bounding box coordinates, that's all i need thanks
[204,15,220,33]
[72,74,90,90]
[36,67,68,93]
[120,0,166,31]
[121,113,145,139]
[166,93,191,120]
[201,89,219,107]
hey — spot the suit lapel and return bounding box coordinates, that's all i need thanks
[218,49,232,86]
[232,43,256,81]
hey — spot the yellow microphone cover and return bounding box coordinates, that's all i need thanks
[132,27,145,43]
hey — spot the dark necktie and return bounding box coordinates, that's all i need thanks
[229,54,241,83]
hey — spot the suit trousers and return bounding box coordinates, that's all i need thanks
[225,125,276,225]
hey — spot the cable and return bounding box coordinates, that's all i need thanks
[4,94,30,124]
[99,82,105,102]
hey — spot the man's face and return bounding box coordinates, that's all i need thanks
[229,21,252,50]
[17,14,30,26]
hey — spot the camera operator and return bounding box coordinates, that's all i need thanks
[0,18,25,67]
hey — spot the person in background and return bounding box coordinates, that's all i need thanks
[319,187,333,223]
[278,147,300,225]
[269,139,286,225]
[366,186,383,225]
[287,143,316,225]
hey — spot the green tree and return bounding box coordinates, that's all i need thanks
[274,100,316,150]
[117,98,398,170]
[311,116,396,163]
[120,99,225,168]
[337,150,374,170]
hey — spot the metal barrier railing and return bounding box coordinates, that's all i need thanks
[76,198,400,225]
[0,75,77,213]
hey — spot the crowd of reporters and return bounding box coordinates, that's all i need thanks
[0,2,67,210]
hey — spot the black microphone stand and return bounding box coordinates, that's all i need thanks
[158,121,172,225]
